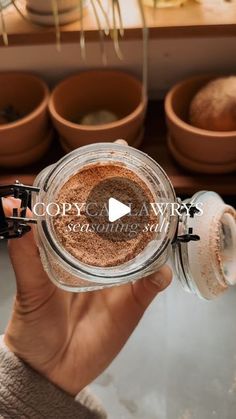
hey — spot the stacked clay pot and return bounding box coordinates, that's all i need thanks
[26,0,86,26]
[165,75,236,174]
[0,73,51,168]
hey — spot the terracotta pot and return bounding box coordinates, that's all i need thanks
[26,0,86,26]
[0,130,53,168]
[49,70,147,148]
[0,72,50,165]
[165,75,236,173]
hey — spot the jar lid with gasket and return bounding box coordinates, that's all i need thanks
[172,191,236,300]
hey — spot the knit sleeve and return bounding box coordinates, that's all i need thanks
[0,337,106,419]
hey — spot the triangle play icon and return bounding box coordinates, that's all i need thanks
[108,198,131,223]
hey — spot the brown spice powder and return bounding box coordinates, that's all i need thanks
[53,164,157,267]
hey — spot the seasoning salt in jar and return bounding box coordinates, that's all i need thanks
[32,143,236,300]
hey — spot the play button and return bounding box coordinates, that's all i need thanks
[108,198,131,222]
[86,174,154,242]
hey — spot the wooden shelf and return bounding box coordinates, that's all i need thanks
[0,101,235,196]
[1,0,236,47]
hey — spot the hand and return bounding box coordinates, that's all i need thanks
[3,197,172,396]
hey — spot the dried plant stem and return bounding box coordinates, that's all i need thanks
[111,0,123,60]
[137,0,149,99]
[91,0,107,64]
[95,0,110,36]
[11,0,30,23]
[2,0,150,70]
[0,0,8,46]
[51,0,61,52]
[114,0,124,37]
[79,0,86,60]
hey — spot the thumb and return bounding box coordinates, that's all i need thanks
[3,197,52,299]
[131,265,172,310]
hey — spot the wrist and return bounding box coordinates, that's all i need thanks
[0,335,106,418]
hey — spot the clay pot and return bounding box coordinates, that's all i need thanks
[0,130,53,168]
[165,75,236,174]
[26,0,86,26]
[0,72,50,167]
[49,70,147,148]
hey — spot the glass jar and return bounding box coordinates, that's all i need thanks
[32,143,236,299]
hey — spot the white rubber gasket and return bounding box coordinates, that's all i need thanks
[186,192,235,299]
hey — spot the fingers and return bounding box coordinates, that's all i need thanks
[3,197,38,254]
[115,139,128,146]
[131,265,172,310]
[3,196,29,217]
[96,265,172,342]
[3,196,33,225]
[2,197,52,299]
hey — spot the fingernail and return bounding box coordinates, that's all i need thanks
[2,197,18,210]
[2,197,22,218]
[3,197,14,207]
[149,273,166,287]
[115,139,128,146]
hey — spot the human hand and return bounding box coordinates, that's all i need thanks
[3,197,172,396]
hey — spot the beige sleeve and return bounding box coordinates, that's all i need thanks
[0,337,106,419]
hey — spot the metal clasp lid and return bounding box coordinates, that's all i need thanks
[0,181,40,240]
[172,203,201,244]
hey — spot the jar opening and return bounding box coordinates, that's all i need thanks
[34,144,177,287]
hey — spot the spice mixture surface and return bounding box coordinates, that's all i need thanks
[53,164,157,267]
